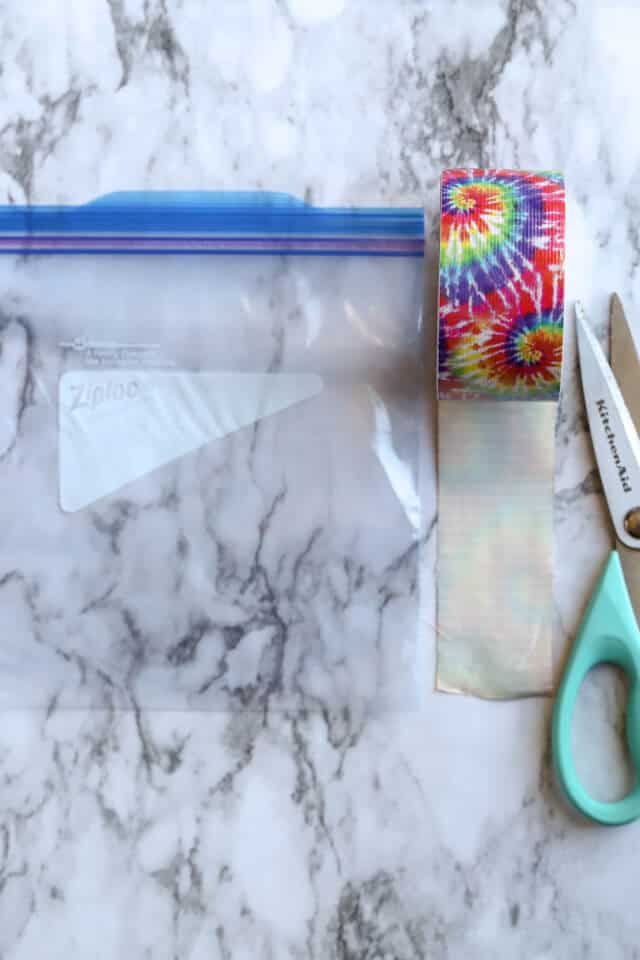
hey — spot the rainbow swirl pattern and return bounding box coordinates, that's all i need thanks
[438,169,565,399]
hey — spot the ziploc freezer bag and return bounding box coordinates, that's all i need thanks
[0,193,424,710]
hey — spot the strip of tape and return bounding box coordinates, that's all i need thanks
[436,169,565,698]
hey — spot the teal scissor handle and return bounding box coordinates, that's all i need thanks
[552,551,640,825]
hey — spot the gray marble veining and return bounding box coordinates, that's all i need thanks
[1,0,640,957]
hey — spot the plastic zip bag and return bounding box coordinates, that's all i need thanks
[0,193,424,711]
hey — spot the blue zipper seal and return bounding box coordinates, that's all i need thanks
[0,191,424,256]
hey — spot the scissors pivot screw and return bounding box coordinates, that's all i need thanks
[624,507,640,540]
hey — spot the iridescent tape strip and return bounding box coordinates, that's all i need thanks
[436,169,566,698]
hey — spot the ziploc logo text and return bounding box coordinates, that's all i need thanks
[68,377,142,412]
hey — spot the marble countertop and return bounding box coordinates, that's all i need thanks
[1,1,640,956]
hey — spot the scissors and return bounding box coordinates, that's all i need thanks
[553,295,640,824]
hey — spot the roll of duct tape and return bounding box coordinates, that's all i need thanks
[438,169,565,400]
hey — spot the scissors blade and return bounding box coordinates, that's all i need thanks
[575,302,640,551]
[611,294,640,431]
[610,293,640,621]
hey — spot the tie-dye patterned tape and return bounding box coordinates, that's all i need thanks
[437,169,565,400]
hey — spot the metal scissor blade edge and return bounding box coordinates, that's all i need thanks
[611,293,640,436]
[575,302,640,551]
